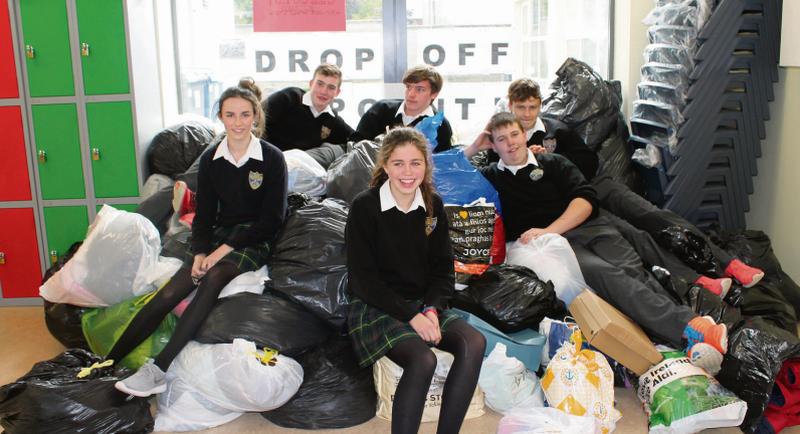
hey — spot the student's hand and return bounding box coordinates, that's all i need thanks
[410,313,441,344]
[520,227,554,243]
[424,309,440,330]
[529,144,547,154]
[191,254,207,281]
[201,244,234,272]
[463,127,493,158]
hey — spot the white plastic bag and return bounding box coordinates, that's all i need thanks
[506,234,588,305]
[542,331,621,434]
[40,205,161,307]
[374,348,485,422]
[172,266,269,316]
[155,373,242,432]
[478,342,545,414]
[497,406,600,434]
[133,256,183,296]
[172,339,303,412]
[284,149,327,197]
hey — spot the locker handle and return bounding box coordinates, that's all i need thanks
[92,148,101,161]
[0,252,5,265]
[38,150,47,163]
[50,250,58,265]
[80,42,90,57]
[25,44,34,59]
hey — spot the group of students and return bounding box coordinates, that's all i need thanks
[99,63,766,434]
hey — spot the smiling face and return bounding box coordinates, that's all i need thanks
[403,80,438,117]
[509,96,542,131]
[308,72,341,112]
[219,96,255,145]
[383,142,427,203]
[491,122,529,166]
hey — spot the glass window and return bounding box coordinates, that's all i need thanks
[404,0,610,142]
[171,0,610,142]
[174,0,383,127]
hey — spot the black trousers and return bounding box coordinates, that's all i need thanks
[564,216,696,347]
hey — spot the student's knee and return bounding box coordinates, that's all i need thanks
[411,349,437,377]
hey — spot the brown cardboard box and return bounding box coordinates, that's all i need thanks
[568,290,664,376]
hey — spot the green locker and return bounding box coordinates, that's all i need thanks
[87,101,139,198]
[43,205,89,264]
[96,203,138,213]
[19,0,75,97]
[32,104,86,200]
[75,0,130,95]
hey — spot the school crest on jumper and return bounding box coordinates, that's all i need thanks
[425,216,437,236]
[320,125,331,140]
[248,170,263,190]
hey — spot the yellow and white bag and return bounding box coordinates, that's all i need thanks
[373,348,484,422]
[541,330,620,433]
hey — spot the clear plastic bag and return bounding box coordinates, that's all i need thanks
[284,149,327,197]
[505,234,588,305]
[40,205,162,307]
[633,143,663,168]
[478,343,545,414]
[497,406,600,434]
[644,2,699,28]
[637,80,687,109]
[171,339,303,413]
[640,62,690,87]
[648,25,698,48]
[632,99,684,129]
[654,0,713,30]
[644,43,694,73]
[155,374,242,432]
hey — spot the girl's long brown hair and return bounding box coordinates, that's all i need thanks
[369,128,435,217]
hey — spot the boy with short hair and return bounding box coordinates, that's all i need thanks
[351,65,453,152]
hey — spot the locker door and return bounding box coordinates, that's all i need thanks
[0,0,19,98]
[43,205,88,265]
[19,0,75,97]
[32,103,86,200]
[75,0,129,95]
[0,106,32,201]
[0,208,43,298]
[87,101,139,198]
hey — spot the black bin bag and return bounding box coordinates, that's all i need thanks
[41,241,90,349]
[262,334,377,429]
[146,118,215,178]
[268,198,350,330]
[195,292,331,357]
[686,286,800,432]
[0,349,153,434]
[656,225,721,276]
[455,264,566,333]
[326,140,380,204]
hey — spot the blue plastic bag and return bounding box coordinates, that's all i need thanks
[432,149,502,215]
[415,111,444,151]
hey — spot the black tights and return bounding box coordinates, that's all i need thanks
[106,262,240,371]
[386,319,486,434]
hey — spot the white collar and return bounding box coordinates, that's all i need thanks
[302,91,335,118]
[525,117,547,141]
[497,149,539,175]
[396,102,435,126]
[213,134,262,168]
[379,180,426,214]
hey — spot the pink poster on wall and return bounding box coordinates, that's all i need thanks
[253,0,346,32]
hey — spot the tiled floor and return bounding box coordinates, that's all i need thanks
[1,305,798,434]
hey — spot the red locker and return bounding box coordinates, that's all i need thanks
[0,106,31,201]
[0,0,18,98]
[0,208,42,298]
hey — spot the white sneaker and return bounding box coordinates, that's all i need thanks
[114,359,166,397]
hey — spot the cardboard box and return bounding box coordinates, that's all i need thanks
[568,290,663,376]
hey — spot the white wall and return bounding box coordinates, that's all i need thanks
[745,68,800,282]
[612,0,650,118]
